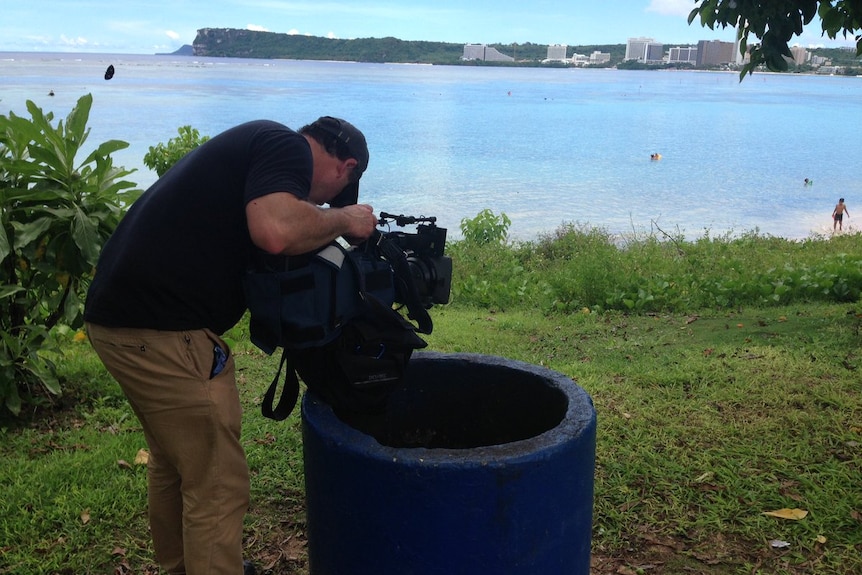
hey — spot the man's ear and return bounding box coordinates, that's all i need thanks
[339,158,358,178]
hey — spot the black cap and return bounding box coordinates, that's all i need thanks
[310,116,368,207]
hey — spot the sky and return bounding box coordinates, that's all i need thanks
[1,0,856,55]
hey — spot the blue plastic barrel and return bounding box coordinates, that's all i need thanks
[301,352,596,575]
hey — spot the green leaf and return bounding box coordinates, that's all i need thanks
[72,207,101,266]
[0,285,25,300]
[27,142,73,180]
[820,5,845,36]
[3,385,22,416]
[41,207,78,220]
[1,94,162,414]
[63,286,81,324]
[687,7,700,26]
[11,217,53,250]
[801,0,818,24]
[82,139,129,165]
[0,225,10,265]
[65,94,93,149]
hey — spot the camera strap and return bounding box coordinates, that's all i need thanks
[378,238,433,334]
[261,349,301,421]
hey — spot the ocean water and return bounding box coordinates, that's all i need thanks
[2,51,860,240]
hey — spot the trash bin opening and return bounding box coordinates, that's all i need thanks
[343,357,569,449]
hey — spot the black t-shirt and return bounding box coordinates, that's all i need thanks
[84,120,312,334]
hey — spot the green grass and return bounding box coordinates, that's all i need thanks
[2,228,861,574]
[429,304,862,574]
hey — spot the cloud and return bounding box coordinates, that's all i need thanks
[646,0,697,18]
[165,30,180,40]
[285,29,317,37]
[247,24,269,32]
[59,34,89,47]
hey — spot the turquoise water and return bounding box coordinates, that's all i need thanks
[2,51,860,240]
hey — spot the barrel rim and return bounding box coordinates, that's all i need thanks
[301,351,596,465]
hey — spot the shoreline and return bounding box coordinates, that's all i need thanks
[3,50,862,80]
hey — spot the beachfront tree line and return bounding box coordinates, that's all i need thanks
[190,26,861,73]
[191,28,626,66]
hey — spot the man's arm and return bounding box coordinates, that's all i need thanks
[246,192,377,255]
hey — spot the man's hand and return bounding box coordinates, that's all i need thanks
[338,203,378,242]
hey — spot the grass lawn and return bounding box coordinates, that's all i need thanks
[2,302,860,574]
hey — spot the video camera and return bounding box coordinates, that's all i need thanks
[376,212,452,308]
[354,212,452,333]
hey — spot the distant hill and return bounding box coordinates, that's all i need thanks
[157,44,194,56]
[191,28,626,65]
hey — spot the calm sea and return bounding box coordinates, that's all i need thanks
[2,51,860,240]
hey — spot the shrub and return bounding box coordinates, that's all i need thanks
[450,218,862,314]
[449,210,541,310]
[0,94,139,415]
[459,209,511,246]
[143,125,210,176]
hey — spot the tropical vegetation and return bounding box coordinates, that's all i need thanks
[0,95,139,415]
[452,210,862,315]
[142,126,209,177]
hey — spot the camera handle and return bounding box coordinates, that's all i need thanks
[379,212,436,227]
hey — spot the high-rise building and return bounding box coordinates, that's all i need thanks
[645,43,665,62]
[462,44,486,60]
[546,44,568,62]
[625,37,649,61]
[696,40,735,66]
[461,44,514,62]
[589,51,611,65]
[625,37,663,63]
[668,46,697,64]
[790,45,809,65]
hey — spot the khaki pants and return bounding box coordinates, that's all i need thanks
[87,323,249,575]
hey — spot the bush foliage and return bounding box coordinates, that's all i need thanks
[142,125,210,177]
[0,94,139,415]
[450,212,862,314]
